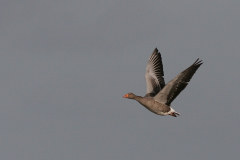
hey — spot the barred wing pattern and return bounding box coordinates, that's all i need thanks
[154,59,203,106]
[145,48,165,97]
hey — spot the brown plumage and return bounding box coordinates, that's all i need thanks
[123,48,203,117]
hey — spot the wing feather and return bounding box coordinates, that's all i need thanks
[145,48,165,97]
[154,59,203,105]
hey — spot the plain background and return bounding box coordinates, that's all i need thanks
[0,1,240,160]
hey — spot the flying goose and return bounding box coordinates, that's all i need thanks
[123,48,203,117]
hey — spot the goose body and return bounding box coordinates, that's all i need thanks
[123,48,203,117]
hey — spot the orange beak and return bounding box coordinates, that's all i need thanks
[123,93,129,98]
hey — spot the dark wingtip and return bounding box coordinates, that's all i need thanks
[193,58,203,66]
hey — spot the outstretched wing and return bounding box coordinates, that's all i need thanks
[154,59,203,105]
[145,48,165,97]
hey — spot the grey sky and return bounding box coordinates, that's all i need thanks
[0,0,240,159]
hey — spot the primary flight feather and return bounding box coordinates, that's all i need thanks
[123,48,203,117]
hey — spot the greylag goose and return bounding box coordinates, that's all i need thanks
[123,48,203,117]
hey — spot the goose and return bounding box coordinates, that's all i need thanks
[123,48,203,117]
